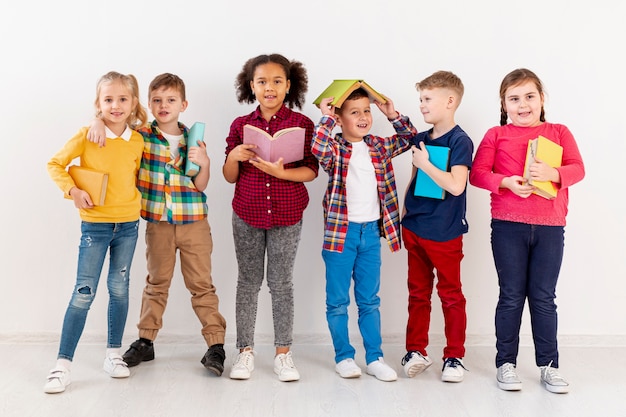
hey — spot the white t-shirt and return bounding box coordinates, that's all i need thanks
[161,131,183,159]
[346,140,380,223]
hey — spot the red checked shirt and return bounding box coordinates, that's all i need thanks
[225,105,319,229]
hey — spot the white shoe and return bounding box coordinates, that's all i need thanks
[540,361,569,394]
[335,358,362,378]
[274,352,300,382]
[401,351,433,378]
[366,357,397,382]
[441,357,466,383]
[230,348,254,380]
[103,354,130,378]
[497,362,522,391]
[44,366,71,394]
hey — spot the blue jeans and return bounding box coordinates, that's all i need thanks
[58,221,139,361]
[322,221,383,365]
[491,219,564,368]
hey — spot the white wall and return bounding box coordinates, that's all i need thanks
[1,0,624,346]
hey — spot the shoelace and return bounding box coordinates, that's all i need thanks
[500,363,517,379]
[542,361,566,383]
[401,351,422,366]
[442,358,468,372]
[277,352,296,369]
[234,350,253,368]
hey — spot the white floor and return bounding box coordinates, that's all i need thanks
[2,340,623,417]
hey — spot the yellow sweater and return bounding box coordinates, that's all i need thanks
[48,126,144,223]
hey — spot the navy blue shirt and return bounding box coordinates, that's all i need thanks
[402,125,474,242]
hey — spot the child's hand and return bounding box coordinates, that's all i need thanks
[411,143,430,169]
[86,118,107,147]
[528,158,560,183]
[249,156,285,179]
[502,175,534,198]
[228,144,258,163]
[69,187,95,209]
[188,140,210,168]
[319,97,336,117]
[375,96,399,120]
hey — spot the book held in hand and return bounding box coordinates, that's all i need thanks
[67,165,109,206]
[523,135,563,199]
[243,124,305,164]
[313,79,387,108]
[185,122,205,177]
[413,145,451,200]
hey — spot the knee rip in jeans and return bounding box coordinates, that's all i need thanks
[78,286,92,295]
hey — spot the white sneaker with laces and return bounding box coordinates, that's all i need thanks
[274,351,300,382]
[335,358,362,378]
[44,366,71,394]
[401,351,433,378]
[366,357,397,382]
[497,362,522,391]
[229,348,255,380]
[540,361,569,394]
[441,357,466,382]
[103,354,130,378]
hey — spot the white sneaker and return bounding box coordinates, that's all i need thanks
[366,357,397,382]
[335,358,362,378]
[44,366,71,394]
[497,362,522,391]
[441,357,467,383]
[230,348,254,380]
[103,354,130,378]
[401,351,433,378]
[540,361,569,394]
[274,352,300,382]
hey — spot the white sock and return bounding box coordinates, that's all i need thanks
[56,358,72,371]
[106,348,121,358]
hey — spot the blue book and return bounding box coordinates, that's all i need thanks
[185,122,205,177]
[413,145,450,200]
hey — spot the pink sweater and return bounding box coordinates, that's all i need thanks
[469,123,585,226]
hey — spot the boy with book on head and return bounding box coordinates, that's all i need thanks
[401,70,474,383]
[311,86,417,382]
[89,73,227,376]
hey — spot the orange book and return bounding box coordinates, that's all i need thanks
[67,165,109,206]
[523,135,563,199]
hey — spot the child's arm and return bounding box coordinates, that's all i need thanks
[248,158,316,182]
[411,142,468,196]
[310,97,338,172]
[86,118,107,147]
[374,97,416,157]
[223,143,258,183]
[188,140,210,192]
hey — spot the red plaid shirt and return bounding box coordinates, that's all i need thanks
[225,105,319,229]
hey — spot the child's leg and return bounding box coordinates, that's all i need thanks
[266,220,302,351]
[178,219,226,347]
[351,221,383,365]
[232,213,267,350]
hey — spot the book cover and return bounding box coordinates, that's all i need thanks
[523,135,563,199]
[313,79,387,108]
[243,124,305,164]
[67,165,109,206]
[185,122,205,177]
[413,145,451,200]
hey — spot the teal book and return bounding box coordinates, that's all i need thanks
[185,122,205,177]
[413,145,450,200]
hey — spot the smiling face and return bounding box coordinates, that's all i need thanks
[419,87,454,125]
[148,86,188,131]
[336,96,373,143]
[96,80,136,132]
[250,62,290,119]
[502,80,544,127]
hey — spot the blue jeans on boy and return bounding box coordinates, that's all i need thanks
[58,220,139,361]
[491,219,564,368]
[322,220,383,365]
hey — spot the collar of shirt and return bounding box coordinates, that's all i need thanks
[105,125,133,141]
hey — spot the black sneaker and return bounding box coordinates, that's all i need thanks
[201,344,225,376]
[122,339,155,367]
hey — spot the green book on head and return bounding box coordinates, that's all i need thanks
[313,79,387,108]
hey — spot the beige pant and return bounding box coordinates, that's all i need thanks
[137,219,226,346]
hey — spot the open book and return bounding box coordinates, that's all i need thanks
[313,79,387,108]
[523,135,563,199]
[185,122,205,177]
[67,165,108,206]
[413,145,451,200]
[243,124,305,164]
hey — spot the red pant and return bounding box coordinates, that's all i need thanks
[403,227,466,359]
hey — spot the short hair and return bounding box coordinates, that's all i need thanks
[335,88,369,115]
[148,73,186,101]
[416,70,464,101]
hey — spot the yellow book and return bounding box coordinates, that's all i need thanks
[313,79,387,108]
[523,135,563,199]
[67,165,109,206]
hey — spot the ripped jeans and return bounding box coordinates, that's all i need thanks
[57,220,139,361]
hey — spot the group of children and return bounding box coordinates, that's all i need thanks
[45,54,585,396]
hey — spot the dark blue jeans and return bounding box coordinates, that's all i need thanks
[491,219,564,368]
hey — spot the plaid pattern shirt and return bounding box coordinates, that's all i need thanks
[225,105,319,229]
[311,114,416,253]
[137,121,208,224]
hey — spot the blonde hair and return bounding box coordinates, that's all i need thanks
[416,70,464,106]
[94,71,148,129]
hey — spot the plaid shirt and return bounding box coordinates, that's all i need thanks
[225,105,319,229]
[137,121,208,224]
[311,114,416,253]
